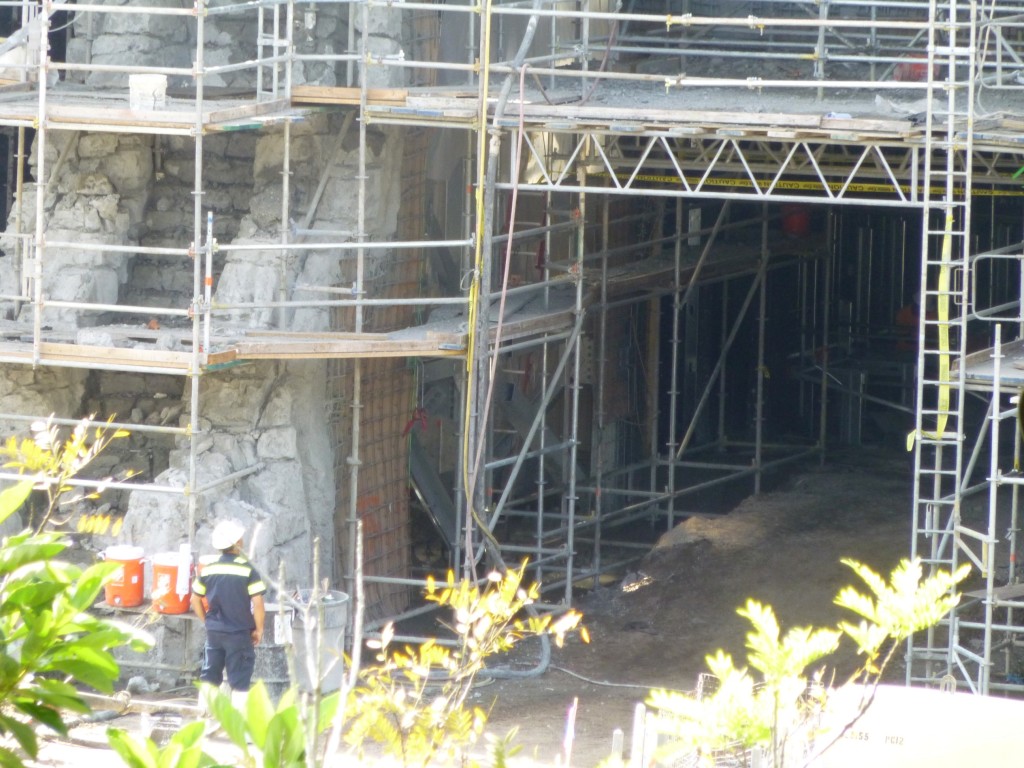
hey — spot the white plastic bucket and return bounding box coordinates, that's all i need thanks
[129,74,167,110]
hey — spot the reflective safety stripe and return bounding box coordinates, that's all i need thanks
[202,563,253,578]
[248,580,267,596]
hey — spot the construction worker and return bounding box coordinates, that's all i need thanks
[190,519,267,711]
[894,291,921,353]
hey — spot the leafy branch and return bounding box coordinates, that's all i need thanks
[1,415,137,531]
[645,557,970,768]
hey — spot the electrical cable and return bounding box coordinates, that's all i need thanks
[550,664,692,695]
[457,0,557,681]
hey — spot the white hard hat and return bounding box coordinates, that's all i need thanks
[211,519,246,550]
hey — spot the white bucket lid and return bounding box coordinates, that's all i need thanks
[152,551,185,566]
[104,545,144,560]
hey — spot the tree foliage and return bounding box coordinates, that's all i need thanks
[343,563,583,767]
[646,557,970,768]
[2,416,137,531]
[0,418,151,768]
[108,561,585,768]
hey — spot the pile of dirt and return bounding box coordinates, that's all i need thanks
[484,447,915,766]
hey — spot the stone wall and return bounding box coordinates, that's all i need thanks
[67,0,351,90]
[122,133,257,313]
[0,131,153,329]
[0,0,415,687]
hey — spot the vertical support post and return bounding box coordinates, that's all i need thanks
[754,205,768,493]
[563,174,585,605]
[462,0,497,579]
[818,213,833,464]
[814,0,828,98]
[593,195,609,576]
[186,0,208,557]
[666,198,683,528]
[982,323,1002,695]
[12,126,25,316]
[278,119,291,330]
[31,0,52,365]
[717,282,728,447]
[344,0,370,607]
[202,212,213,395]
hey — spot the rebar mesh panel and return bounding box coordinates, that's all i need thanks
[329,125,432,620]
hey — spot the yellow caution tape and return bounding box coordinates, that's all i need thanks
[593,172,1024,197]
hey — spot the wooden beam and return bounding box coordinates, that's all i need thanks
[233,339,464,359]
[292,85,408,107]
[243,329,390,340]
[0,341,195,371]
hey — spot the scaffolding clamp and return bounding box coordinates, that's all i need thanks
[666,13,692,31]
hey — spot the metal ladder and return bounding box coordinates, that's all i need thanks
[907,0,979,690]
[256,1,291,101]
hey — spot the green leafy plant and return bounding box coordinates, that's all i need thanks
[109,562,584,768]
[108,720,213,768]
[109,682,307,768]
[0,418,152,768]
[341,563,583,768]
[2,416,137,532]
[645,557,969,768]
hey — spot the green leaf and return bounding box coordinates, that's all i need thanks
[50,644,120,679]
[68,562,120,611]
[263,711,306,768]
[244,681,274,749]
[0,538,67,573]
[155,739,183,768]
[210,690,248,748]
[0,480,32,526]
[107,728,158,768]
[31,678,90,714]
[1,581,65,612]
[48,658,118,693]
[263,715,286,768]
[0,744,28,768]
[318,690,341,733]
[170,720,207,751]
[0,713,39,758]
[12,702,67,736]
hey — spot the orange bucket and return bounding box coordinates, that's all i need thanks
[103,545,145,607]
[151,552,193,615]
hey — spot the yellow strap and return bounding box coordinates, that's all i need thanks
[907,211,954,451]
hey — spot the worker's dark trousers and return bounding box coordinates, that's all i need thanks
[200,629,256,692]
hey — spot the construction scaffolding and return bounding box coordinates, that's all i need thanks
[0,0,1023,693]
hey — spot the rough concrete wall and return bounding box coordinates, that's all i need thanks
[0,131,153,328]
[69,0,194,87]
[0,0,412,684]
[67,0,350,90]
[123,134,256,312]
[292,4,350,87]
[116,361,327,583]
[357,6,406,88]
[0,367,88,531]
[0,368,88,453]
[108,359,334,680]
[214,113,404,330]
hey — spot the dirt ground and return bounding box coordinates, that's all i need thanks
[481,446,917,766]
[31,446,922,767]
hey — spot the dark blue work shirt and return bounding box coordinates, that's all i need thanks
[192,553,267,634]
